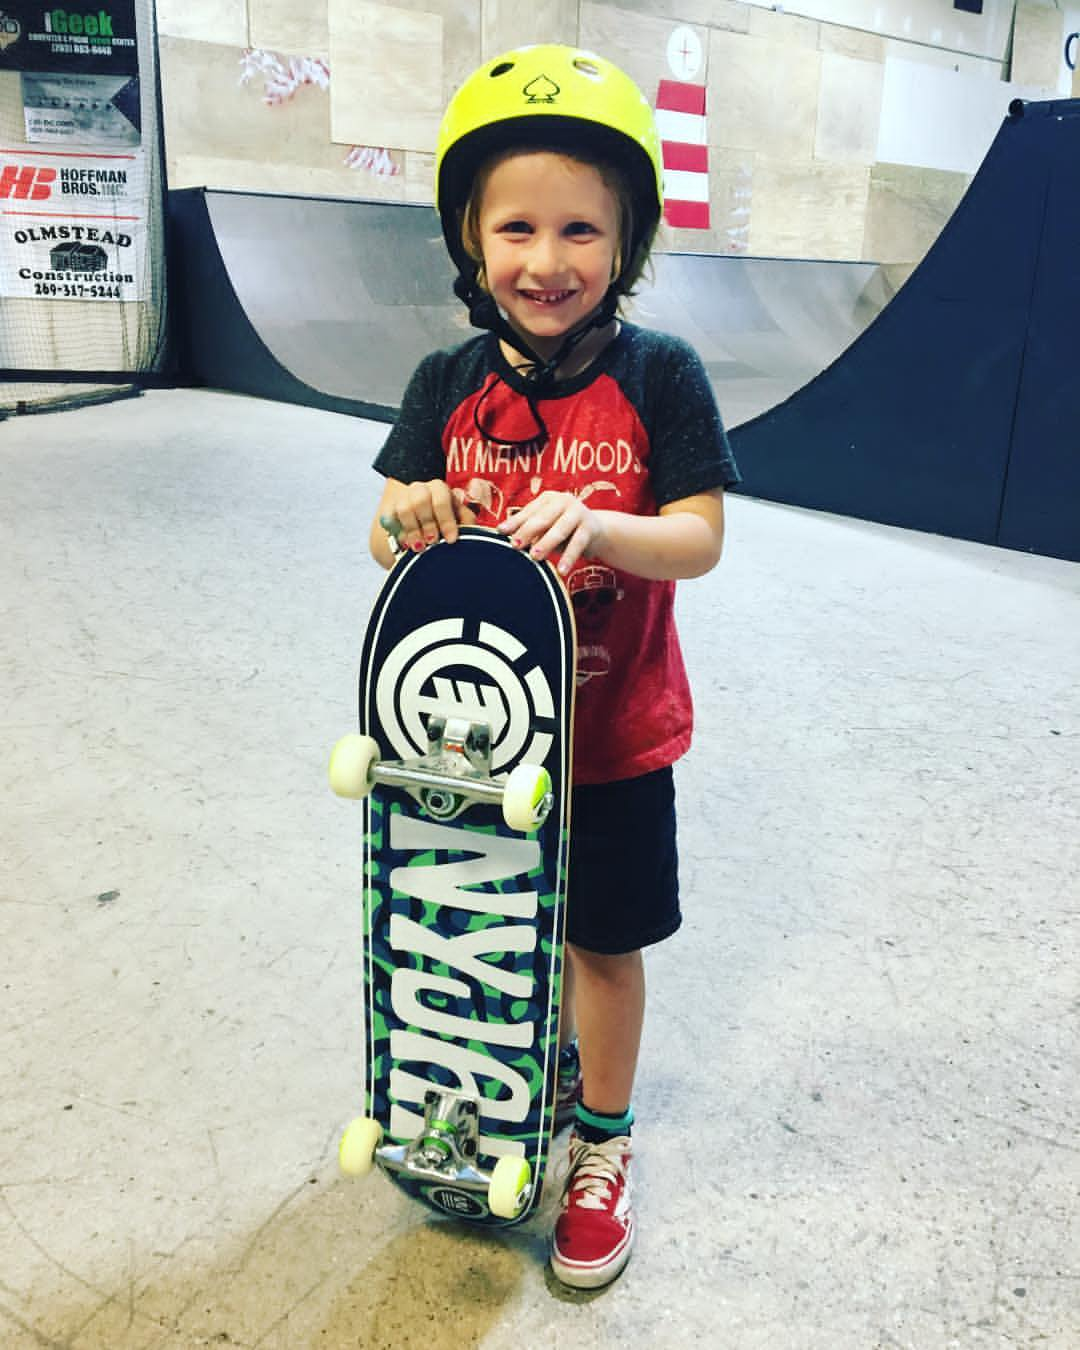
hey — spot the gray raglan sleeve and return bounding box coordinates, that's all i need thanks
[372,353,448,483]
[646,337,742,507]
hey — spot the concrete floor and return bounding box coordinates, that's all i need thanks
[2,389,1078,1349]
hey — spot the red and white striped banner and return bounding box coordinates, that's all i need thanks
[655,79,709,230]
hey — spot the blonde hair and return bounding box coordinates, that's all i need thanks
[459,145,654,304]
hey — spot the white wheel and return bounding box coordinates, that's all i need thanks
[329,734,379,799]
[339,1116,383,1177]
[501,763,552,832]
[488,1155,532,1219]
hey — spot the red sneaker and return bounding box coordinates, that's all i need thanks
[550,1134,635,1289]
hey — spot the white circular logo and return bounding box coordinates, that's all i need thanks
[667,26,703,81]
[375,618,555,773]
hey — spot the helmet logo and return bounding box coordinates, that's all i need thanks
[523,75,559,104]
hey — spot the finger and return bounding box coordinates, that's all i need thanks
[399,483,444,550]
[392,498,422,545]
[427,481,460,544]
[528,512,580,563]
[497,499,537,533]
[497,493,557,537]
[510,500,568,552]
[555,522,593,574]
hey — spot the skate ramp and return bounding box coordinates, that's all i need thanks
[632,254,893,430]
[728,98,1080,562]
[168,187,884,429]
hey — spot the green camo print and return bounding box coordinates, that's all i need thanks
[364,791,566,1222]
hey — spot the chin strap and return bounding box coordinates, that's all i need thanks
[456,272,619,455]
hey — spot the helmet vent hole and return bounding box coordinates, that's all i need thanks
[490,61,515,77]
[572,58,601,80]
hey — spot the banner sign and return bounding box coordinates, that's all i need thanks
[21,71,140,143]
[0,146,145,300]
[0,3,138,75]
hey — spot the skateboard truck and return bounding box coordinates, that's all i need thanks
[329,720,554,832]
[339,1089,535,1220]
[407,713,496,820]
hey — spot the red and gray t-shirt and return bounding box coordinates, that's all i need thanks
[374,322,741,785]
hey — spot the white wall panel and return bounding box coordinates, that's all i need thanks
[741,0,1014,62]
[876,57,1048,175]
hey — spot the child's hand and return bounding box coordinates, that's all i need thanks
[382,480,476,552]
[497,492,605,575]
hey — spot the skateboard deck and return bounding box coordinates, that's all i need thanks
[331,527,575,1224]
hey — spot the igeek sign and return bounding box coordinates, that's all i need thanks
[0,3,138,74]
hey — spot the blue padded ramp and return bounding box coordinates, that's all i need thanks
[728,99,1080,563]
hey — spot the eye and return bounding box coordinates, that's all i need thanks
[496,219,532,235]
[565,221,600,237]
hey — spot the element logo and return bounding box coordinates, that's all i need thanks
[374,617,555,772]
[0,12,21,52]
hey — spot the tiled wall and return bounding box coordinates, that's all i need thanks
[156,0,1067,266]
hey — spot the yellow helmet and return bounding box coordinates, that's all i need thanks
[436,44,663,292]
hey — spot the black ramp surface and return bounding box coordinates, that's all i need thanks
[168,188,445,420]
[728,99,1080,562]
[997,106,1080,560]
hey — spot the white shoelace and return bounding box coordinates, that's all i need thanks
[562,1137,631,1212]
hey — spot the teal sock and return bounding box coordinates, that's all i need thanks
[575,1102,634,1144]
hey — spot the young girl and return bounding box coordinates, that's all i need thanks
[370,45,741,1289]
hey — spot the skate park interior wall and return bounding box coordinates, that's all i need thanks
[154,0,1067,270]
[726,99,1080,565]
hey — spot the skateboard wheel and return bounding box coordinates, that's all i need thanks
[488,1156,532,1219]
[329,734,380,799]
[501,764,553,832]
[338,1117,383,1177]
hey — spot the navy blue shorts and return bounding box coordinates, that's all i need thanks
[565,766,681,955]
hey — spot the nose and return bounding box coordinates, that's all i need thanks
[524,229,566,281]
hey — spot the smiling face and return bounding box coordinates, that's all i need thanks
[471,150,623,363]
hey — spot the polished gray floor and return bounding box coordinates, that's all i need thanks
[2,390,1077,1348]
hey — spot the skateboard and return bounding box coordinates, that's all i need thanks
[329,527,576,1224]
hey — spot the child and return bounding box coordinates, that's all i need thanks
[369,45,741,1288]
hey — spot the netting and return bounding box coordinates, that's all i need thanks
[0,1,167,413]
